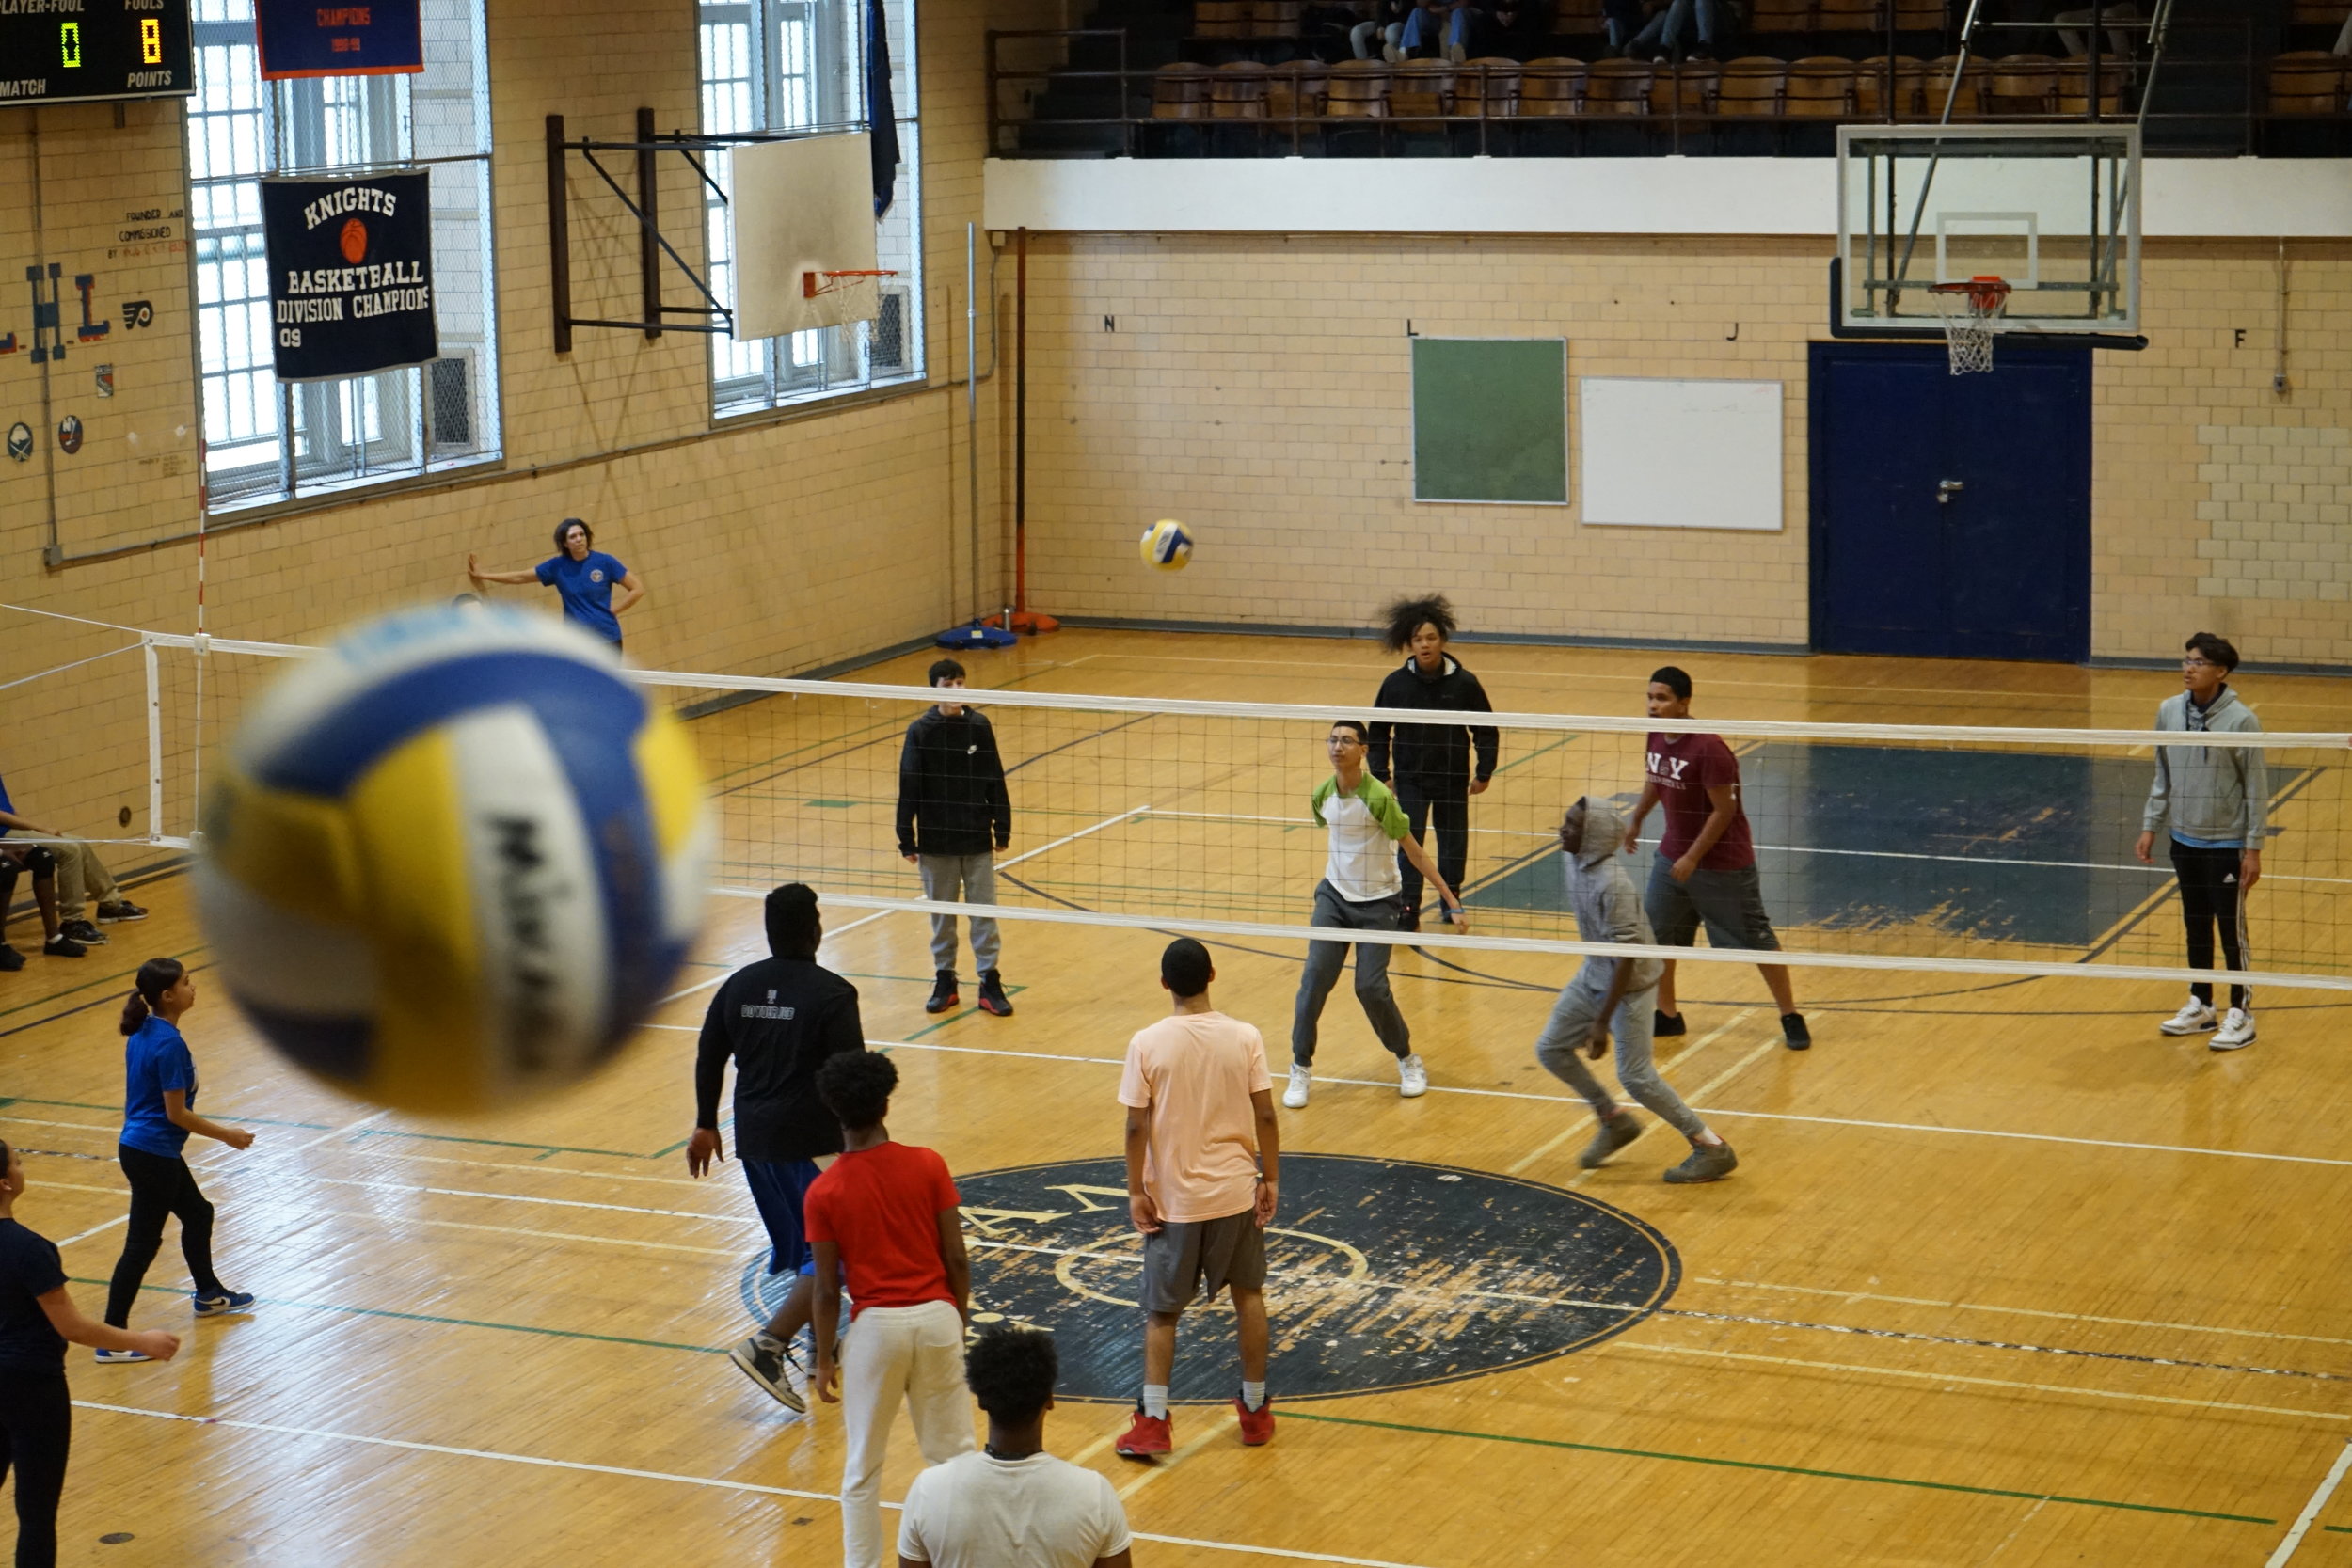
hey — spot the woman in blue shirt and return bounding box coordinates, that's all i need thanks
[101,959,254,1357]
[0,1134,179,1566]
[467,516,646,649]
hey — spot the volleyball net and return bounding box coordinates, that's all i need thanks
[102,625,2352,995]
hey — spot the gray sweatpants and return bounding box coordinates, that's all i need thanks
[1291,879,1412,1065]
[918,852,1000,974]
[1533,962,1708,1141]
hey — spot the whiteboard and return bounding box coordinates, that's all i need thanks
[1579,377,1783,531]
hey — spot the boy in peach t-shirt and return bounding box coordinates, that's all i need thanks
[1114,938,1279,1460]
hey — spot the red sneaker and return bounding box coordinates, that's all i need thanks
[1233,1394,1275,1446]
[1115,1408,1172,1458]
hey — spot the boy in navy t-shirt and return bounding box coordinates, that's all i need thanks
[467,517,645,647]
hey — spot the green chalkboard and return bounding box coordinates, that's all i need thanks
[1410,338,1569,504]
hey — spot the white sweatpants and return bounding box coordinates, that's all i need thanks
[838,1299,974,1568]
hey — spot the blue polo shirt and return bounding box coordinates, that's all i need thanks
[535,550,628,643]
[122,1016,199,1159]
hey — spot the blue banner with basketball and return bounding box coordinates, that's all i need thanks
[254,0,423,79]
[262,172,437,382]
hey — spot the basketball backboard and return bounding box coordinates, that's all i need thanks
[1837,124,2140,337]
[730,132,884,341]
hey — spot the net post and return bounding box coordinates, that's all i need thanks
[142,633,164,845]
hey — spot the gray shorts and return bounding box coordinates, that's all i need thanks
[1646,859,1781,952]
[1140,1210,1266,1314]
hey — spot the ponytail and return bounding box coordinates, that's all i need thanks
[120,958,185,1037]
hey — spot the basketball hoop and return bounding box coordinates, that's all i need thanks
[1928,276,2011,375]
[802,269,898,299]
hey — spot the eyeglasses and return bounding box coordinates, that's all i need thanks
[2182,657,2219,670]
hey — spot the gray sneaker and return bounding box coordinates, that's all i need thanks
[728,1332,807,1413]
[1662,1141,1740,1184]
[1579,1112,1644,1169]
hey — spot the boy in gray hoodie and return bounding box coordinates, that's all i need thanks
[2135,631,2267,1051]
[1534,796,1738,1184]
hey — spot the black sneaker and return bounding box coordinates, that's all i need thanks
[0,945,22,973]
[41,934,87,958]
[977,970,1014,1017]
[728,1332,807,1414]
[60,919,106,945]
[96,900,148,923]
[924,971,960,1015]
[1781,1012,1811,1052]
[1653,1010,1687,1037]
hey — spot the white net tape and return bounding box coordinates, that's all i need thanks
[1931,284,2008,375]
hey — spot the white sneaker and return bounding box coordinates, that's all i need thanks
[2211,1008,2256,1052]
[2157,998,2217,1036]
[1282,1064,1311,1109]
[1397,1053,1428,1099]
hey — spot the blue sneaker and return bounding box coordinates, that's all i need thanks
[193,1290,255,1317]
[94,1347,151,1364]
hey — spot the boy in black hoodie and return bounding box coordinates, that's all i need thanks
[896,658,1015,1017]
[1367,595,1500,932]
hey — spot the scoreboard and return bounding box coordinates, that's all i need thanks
[0,0,194,105]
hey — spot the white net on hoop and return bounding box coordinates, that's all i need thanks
[1931,281,2010,375]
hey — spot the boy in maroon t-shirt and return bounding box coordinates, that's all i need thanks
[804,1052,975,1568]
[1618,666,1810,1052]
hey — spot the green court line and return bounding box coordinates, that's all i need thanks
[1279,1412,2275,1527]
[2328,1525,2352,1534]
[804,800,857,809]
[1490,734,1579,776]
[347,1127,657,1161]
[72,1276,723,1356]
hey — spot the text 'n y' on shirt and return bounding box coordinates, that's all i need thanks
[1644,731,1756,872]
[802,1141,961,1317]
[121,1016,198,1159]
[534,549,628,643]
[1118,1010,1272,1225]
[1311,772,1411,902]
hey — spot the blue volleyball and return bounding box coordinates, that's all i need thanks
[196,604,711,1113]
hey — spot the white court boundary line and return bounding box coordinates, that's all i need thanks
[727,889,2350,993]
[2266,1439,2352,1565]
[854,1036,2352,1171]
[72,1400,1445,1568]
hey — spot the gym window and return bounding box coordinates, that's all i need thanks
[697,0,923,418]
[189,0,501,512]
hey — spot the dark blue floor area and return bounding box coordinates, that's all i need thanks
[1470,743,2190,949]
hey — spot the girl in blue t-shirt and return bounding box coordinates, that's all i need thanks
[100,959,255,1358]
[466,516,646,648]
[0,1133,179,1566]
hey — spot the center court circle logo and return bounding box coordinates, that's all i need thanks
[741,1153,1679,1402]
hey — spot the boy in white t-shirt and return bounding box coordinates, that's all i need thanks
[1115,939,1279,1460]
[1287,719,1467,1108]
[897,1323,1131,1568]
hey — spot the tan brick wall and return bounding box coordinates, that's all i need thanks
[1008,231,2352,666]
[0,0,1004,847]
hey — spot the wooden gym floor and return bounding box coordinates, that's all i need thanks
[10,626,2352,1566]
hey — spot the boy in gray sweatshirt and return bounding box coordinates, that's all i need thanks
[1533,796,1737,1184]
[2134,631,2267,1051]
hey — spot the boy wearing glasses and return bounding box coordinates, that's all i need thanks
[2135,632,2267,1051]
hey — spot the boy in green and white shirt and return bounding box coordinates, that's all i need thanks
[1285,720,1467,1109]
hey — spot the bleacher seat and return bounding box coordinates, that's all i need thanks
[1268,59,1328,121]
[2289,1,2349,23]
[2053,55,2125,117]
[1854,55,1926,118]
[1925,54,1986,117]
[1814,0,1880,30]
[1584,58,1654,114]
[1326,58,1392,117]
[1787,55,1859,115]
[1391,59,1455,123]
[1195,0,1248,37]
[1152,62,1214,118]
[2269,51,2348,113]
[1518,57,1589,114]
[1984,54,2058,116]
[1211,60,1273,118]
[1715,56,1789,115]
[1650,60,1721,118]
[1455,58,1524,119]
[1748,0,1816,34]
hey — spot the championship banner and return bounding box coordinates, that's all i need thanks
[262,172,437,382]
[255,0,423,79]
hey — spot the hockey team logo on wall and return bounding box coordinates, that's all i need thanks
[261,171,436,382]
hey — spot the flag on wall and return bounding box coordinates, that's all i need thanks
[262,172,438,381]
[256,0,423,79]
[866,0,899,217]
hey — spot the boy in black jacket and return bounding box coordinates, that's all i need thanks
[686,882,867,1415]
[1367,595,1500,931]
[895,658,1015,1017]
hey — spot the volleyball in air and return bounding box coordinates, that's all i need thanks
[195,603,712,1114]
[1139,518,1194,571]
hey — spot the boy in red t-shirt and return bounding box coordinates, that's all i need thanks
[1618,666,1809,1052]
[804,1052,976,1568]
